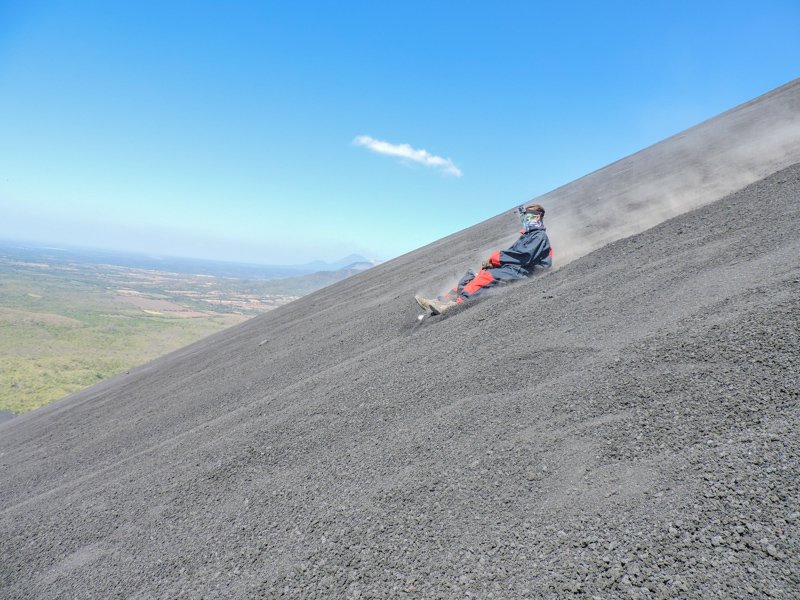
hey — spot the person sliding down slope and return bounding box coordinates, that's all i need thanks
[415,203,553,315]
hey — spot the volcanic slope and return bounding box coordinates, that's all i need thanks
[1,91,799,599]
[3,171,798,600]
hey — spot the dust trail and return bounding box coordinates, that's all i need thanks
[543,88,800,268]
[468,81,800,271]
[417,79,800,297]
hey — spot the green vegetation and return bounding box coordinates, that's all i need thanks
[0,252,286,415]
[0,243,373,415]
[0,313,243,415]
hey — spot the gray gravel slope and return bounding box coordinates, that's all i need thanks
[1,89,799,599]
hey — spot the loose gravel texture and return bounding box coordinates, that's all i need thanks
[1,91,799,599]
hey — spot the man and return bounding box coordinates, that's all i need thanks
[415,203,552,314]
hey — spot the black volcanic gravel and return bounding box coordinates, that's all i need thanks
[1,174,799,594]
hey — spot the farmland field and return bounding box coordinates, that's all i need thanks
[0,243,308,415]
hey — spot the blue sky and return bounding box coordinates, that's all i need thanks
[1,1,799,265]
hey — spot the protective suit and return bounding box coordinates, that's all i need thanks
[443,206,552,303]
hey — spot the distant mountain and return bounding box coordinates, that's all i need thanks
[299,254,373,271]
[255,259,381,296]
[0,241,378,280]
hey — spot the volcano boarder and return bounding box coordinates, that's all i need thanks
[415,203,553,315]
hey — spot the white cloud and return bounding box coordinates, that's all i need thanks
[353,135,462,177]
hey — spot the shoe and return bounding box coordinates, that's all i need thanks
[415,294,433,312]
[425,297,458,315]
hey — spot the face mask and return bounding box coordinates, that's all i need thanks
[519,211,543,231]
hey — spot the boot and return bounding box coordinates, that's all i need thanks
[425,297,458,315]
[415,295,433,312]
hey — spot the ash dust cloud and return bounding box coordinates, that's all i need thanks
[414,86,800,311]
[537,100,800,269]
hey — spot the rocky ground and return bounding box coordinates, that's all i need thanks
[0,163,796,599]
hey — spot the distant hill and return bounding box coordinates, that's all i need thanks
[251,260,382,295]
[0,245,380,415]
[300,254,375,271]
[0,242,378,280]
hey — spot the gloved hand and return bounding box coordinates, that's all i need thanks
[481,259,494,270]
